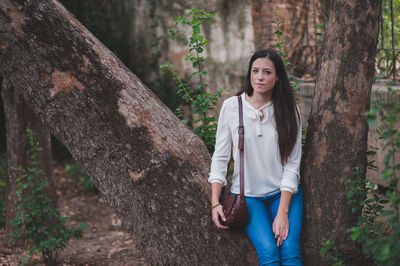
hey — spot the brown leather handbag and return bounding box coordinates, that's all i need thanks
[219,95,249,227]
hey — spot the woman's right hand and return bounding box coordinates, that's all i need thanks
[211,182,229,229]
[212,204,230,229]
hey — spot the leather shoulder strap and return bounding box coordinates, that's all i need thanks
[237,96,245,201]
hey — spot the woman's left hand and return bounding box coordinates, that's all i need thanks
[272,211,289,247]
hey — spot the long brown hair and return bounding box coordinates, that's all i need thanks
[238,48,300,164]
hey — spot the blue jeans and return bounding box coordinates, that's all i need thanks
[245,187,303,266]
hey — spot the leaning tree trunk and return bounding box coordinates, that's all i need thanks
[1,79,56,246]
[301,0,381,265]
[0,1,256,264]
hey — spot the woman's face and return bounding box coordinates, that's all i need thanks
[250,57,278,98]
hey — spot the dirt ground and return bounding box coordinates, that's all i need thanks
[0,162,148,266]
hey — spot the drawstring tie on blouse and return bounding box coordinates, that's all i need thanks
[251,110,263,136]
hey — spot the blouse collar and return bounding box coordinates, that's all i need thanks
[241,93,273,137]
[241,92,272,111]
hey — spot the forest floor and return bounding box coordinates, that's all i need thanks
[0,160,394,266]
[0,161,148,266]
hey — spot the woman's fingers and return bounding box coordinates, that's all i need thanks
[217,207,229,229]
[279,227,285,239]
[277,236,283,247]
[272,216,289,246]
[283,227,288,240]
[212,206,229,229]
[272,221,277,237]
[276,227,289,246]
[273,221,282,239]
[276,226,287,241]
[218,223,230,229]
[218,207,227,222]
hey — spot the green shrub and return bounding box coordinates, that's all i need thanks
[324,88,400,265]
[10,129,86,265]
[160,9,226,154]
[345,88,400,265]
[320,239,345,266]
[272,9,305,95]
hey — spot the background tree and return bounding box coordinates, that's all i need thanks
[0,0,257,264]
[301,0,382,264]
[1,79,56,246]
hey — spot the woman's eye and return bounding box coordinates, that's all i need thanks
[252,69,258,73]
[264,71,272,75]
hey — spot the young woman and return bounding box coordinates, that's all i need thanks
[209,48,303,265]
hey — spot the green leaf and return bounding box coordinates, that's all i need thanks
[198,71,207,76]
[383,150,394,165]
[378,199,389,204]
[347,190,354,198]
[367,116,377,127]
[349,228,361,241]
[381,210,394,216]
[381,243,390,260]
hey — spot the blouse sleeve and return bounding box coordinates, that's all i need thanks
[280,107,302,194]
[208,100,232,186]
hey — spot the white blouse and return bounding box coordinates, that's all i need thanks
[208,93,302,197]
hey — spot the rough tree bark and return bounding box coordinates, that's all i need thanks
[301,0,381,265]
[1,79,56,245]
[0,1,257,264]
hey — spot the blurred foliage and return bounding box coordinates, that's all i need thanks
[349,87,400,265]
[379,0,400,49]
[272,10,305,95]
[51,136,72,162]
[160,9,226,153]
[10,129,86,265]
[320,239,345,266]
[60,0,182,111]
[61,0,131,63]
[376,0,400,80]
[321,87,400,265]
[66,164,98,194]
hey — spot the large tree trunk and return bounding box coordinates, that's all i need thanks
[1,79,56,246]
[301,0,381,265]
[0,1,256,264]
